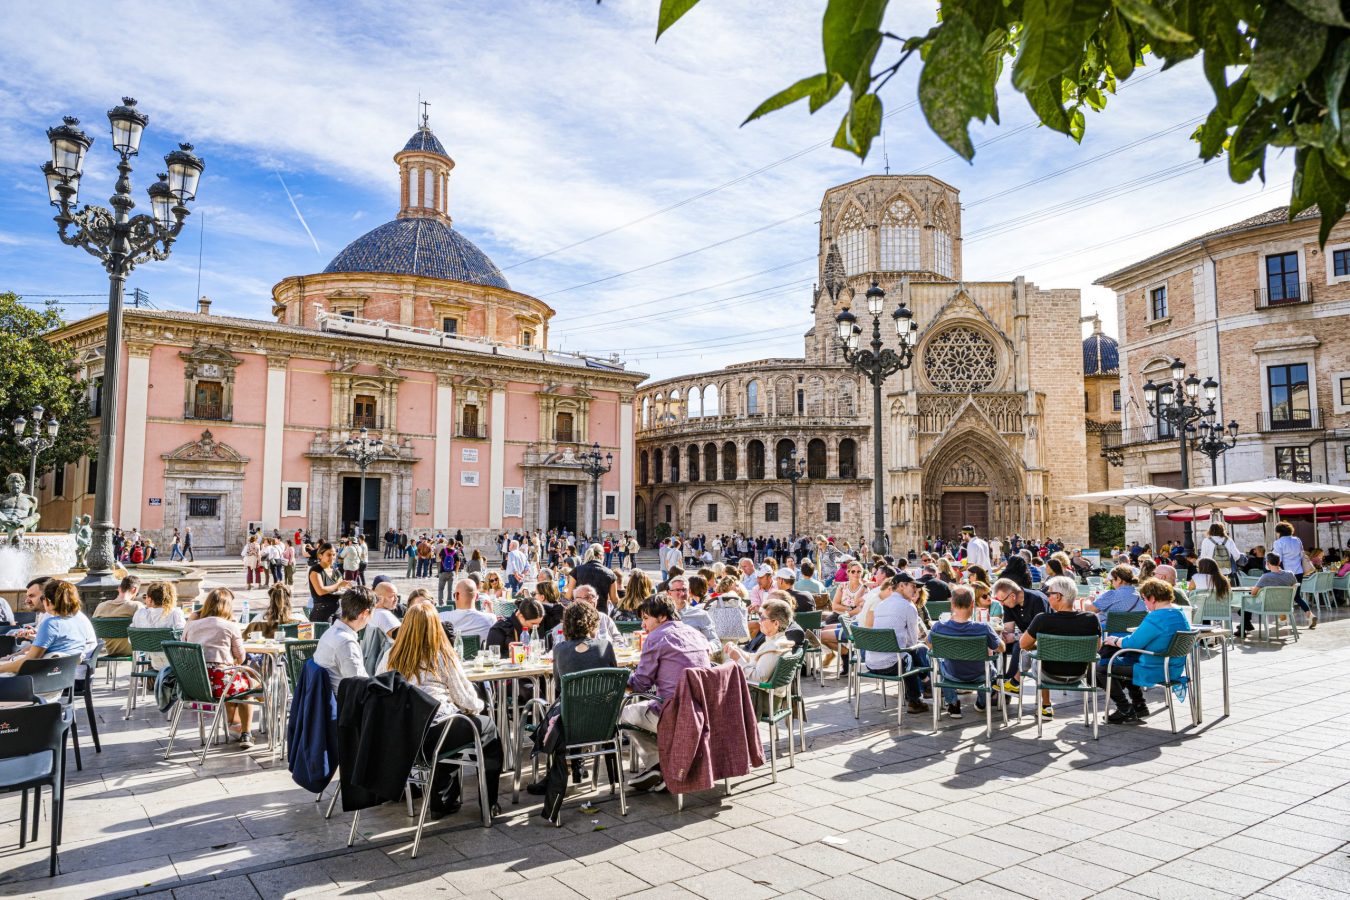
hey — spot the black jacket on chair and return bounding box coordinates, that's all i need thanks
[336,671,437,811]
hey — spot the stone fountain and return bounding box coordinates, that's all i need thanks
[0,472,77,608]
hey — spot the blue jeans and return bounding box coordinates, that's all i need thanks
[939,659,988,708]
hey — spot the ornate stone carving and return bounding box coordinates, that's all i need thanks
[941,455,987,488]
[923,326,997,393]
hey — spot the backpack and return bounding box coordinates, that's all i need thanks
[440,550,456,573]
[1208,538,1233,573]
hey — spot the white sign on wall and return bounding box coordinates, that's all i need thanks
[503,488,523,518]
[461,471,480,487]
[461,447,479,463]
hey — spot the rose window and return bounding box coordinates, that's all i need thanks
[924,327,997,393]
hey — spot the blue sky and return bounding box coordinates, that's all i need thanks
[0,1,1296,381]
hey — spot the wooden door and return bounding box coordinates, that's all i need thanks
[940,492,988,543]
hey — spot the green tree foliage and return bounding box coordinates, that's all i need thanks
[0,292,96,482]
[1089,511,1126,549]
[653,0,1350,244]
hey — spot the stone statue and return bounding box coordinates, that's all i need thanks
[0,473,40,544]
[75,514,92,569]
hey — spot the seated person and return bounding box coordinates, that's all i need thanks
[1097,577,1190,723]
[725,597,793,689]
[485,597,545,659]
[621,594,712,791]
[132,581,188,669]
[1021,575,1101,719]
[92,574,142,656]
[379,603,503,818]
[776,569,816,613]
[313,587,375,691]
[665,577,717,646]
[1086,564,1145,634]
[1242,552,1298,638]
[567,584,622,643]
[929,585,999,717]
[369,575,403,631]
[440,579,496,642]
[184,587,262,748]
[244,582,305,639]
[862,572,931,715]
[0,581,88,693]
[793,560,825,597]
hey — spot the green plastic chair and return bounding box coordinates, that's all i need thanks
[1018,634,1101,740]
[459,634,481,660]
[1104,629,1200,734]
[125,627,182,719]
[161,641,266,764]
[513,667,631,824]
[928,633,1005,739]
[1172,587,1190,607]
[495,602,517,623]
[1190,589,1233,632]
[91,617,133,687]
[749,648,806,782]
[848,626,931,727]
[1332,573,1349,605]
[311,622,331,639]
[925,600,951,619]
[793,611,824,678]
[616,620,643,634]
[1104,610,1147,634]
[283,640,320,694]
[1241,585,1298,642]
[1304,572,1335,615]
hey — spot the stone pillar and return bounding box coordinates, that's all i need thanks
[118,343,153,528]
[260,355,289,529]
[434,376,454,529]
[488,387,507,528]
[619,398,634,531]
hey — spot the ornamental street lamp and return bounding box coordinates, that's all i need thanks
[835,278,920,557]
[1194,411,1240,489]
[45,98,204,609]
[340,428,383,539]
[579,441,613,541]
[1143,359,1225,549]
[779,446,805,539]
[11,406,61,492]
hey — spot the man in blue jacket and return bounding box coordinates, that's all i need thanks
[1097,578,1191,723]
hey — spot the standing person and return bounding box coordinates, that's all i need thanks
[242,535,261,590]
[269,538,286,586]
[405,537,417,578]
[437,541,458,605]
[308,542,351,623]
[961,525,991,570]
[181,526,194,562]
[570,544,619,615]
[465,548,485,577]
[169,529,183,561]
[1271,521,1314,628]
[282,539,296,587]
[355,535,369,587]
[504,540,530,593]
[184,588,262,749]
[338,539,360,583]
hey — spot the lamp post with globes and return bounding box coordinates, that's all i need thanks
[835,279,920,557]
[1142,358,1227,550]
[579,441,613,541]
[779,446,806,539]
[340,428,384,540]
[44,98,204,608]
[11,406,61,493]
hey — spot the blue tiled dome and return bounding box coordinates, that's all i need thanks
[402,127,447,156]
[1083,330,1119,375]
[324,218,510,289]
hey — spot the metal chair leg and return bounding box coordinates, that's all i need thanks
[615,746,628,816]
[768,720,778,783]
[325,784,341,818]
[163,701,185,759]
[347,809,360,848]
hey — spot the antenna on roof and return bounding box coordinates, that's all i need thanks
[882,128,890,176]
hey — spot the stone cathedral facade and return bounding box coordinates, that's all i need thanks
[634,175,1089,551]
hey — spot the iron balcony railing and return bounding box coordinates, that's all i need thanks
[456,421,487,439]
[1255,281,1314,309]
[1260,407,1322,432]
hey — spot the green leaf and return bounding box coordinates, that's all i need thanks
[810,73,847,112]
[744,73,833,125]
[655,0,702,40]
[848,92,884,158]
[918,13,993,159]
[1197,107,1230,159]
[1013,0,1105,91]
[1069,106,1087,141]
[1103,9,1135,77]
[1025,80,1073,134]
[1115,0,1193,42]
[1249,0,1329,100]
[1290,147,1350,245]
[1286,0,1350,27]
[1327,40,1350,134]
[822,0,888,92]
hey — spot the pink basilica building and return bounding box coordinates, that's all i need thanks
[40,120,643,555]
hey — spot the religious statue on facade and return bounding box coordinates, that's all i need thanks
[0,473,40,544]
[74,514,92,568]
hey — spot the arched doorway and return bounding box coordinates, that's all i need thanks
[921,431,1022,543]
[635,496,647,547]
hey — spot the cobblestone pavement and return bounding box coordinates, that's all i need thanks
[3,580,1348,900]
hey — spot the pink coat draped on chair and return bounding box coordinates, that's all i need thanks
[657,662,765,794]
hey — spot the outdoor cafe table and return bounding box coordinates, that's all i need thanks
[243,639,289,759]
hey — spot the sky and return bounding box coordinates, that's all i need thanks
[0,1,1297,382]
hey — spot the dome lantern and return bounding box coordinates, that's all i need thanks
[396,103,455,223]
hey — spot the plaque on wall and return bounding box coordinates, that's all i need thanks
[461,448,479,463]
[461,471,480,487]
[503,488,523,518]
[415,488,431,514]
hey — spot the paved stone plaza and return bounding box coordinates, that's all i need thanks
[3,570,1349,900]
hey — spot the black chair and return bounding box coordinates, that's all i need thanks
[13,611,38,626]
[0,634,15,657]
[17,655,84,770]
[72,652,103,755]
[0,703,69,875]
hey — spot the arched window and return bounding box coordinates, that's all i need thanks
[775,439,796,478]
[687,444,701,482]
[654,392,665,424]
[669,447,680,483]
[352,394,377,429]
[722,441,737,480]
[746,380,760,415]
[668,389,682,422]
[807,439,827,479]
[839,438,857,479]
[423,169,434,209]
[837,204,867,275]
[747,440,766,480]
[704,443,717,482]
[639,449,649,485]
[703,383,720,416]
[554,411,574,443]
[688,386,702,418]
[933,204,954,277]
[654,448,664,483]
[641,396,650,428]
[880,199,921,270]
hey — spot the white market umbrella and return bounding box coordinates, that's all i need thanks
[1065,486,1188,509]
[1205,479,1350,543]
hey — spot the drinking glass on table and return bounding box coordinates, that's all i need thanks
[489,646,502,665]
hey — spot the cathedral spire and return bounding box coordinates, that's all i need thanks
[394,107,455,223]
